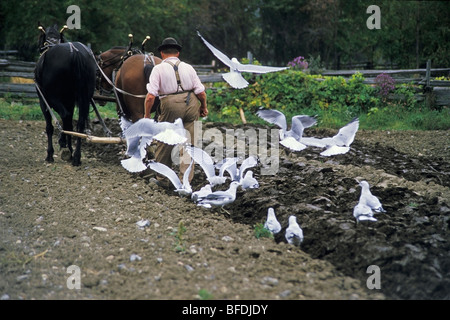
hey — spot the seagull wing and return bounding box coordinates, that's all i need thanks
[218,157,239,178]
[238,155,258,179]
[256,109,287,132]
[119,116,133,133]
[280,137,307,151]
[300,136,328,148]
[297,115,318,129]
[123,118,158,139]
[182,159,194,190]
[184,145,216,180]
[147,161,182,189]
[320,145,350,156]
[222,71,249,89]
[235,62,288,74]
[332,117,359,146]
[290,116,306,140]
[197,31,233,68]
[121,135,152,173]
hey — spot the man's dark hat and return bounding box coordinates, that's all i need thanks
[158,37,182,52]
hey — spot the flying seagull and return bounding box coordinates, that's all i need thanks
[120,118,187,173]
[184,145,238,186]
[263,207,282,234]
[146,160,194,196]
[358,180,386,213]
[285,215,304,246]
[197,31,288,89]
[301,117,359,156]
[216,155,259,187]
[197,181,241,211]
[257,109,317,152]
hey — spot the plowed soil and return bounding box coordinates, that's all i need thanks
[1,118,449,300]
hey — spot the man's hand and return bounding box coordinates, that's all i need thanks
[144,93,155,118]
[196,91,208,117]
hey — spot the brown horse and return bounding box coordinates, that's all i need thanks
[114,53,162,122]
[97,46,127,96]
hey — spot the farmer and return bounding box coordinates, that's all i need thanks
[144,37,208,187]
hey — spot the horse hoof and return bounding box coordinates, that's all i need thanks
[60,148,72,161]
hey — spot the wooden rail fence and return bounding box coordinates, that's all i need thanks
[1,57,449,107]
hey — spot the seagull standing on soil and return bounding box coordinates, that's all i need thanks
[256,109,317,152]
[197,31,288,89]
[191,184,213,203]
[358,180,386,213]
[301,117,359,156]
[185,145,238,186]
[239,170,259,190]
[121,118,187,173]
[197,181,241,211]
[353,201,377,223]
[264,208,282,234]
[285,216,304,246]
[146,160,194,196]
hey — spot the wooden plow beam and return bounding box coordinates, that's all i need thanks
[62,130,125,144]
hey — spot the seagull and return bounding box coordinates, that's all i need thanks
[256,109,317,151]
[197,181,241,211]
[358,180,386,213]
[353,201,377,223]
[120,118,187,173]
[285,215,304,246]
[191,184,213,203]
[184,145,238,186]
[197,31,288,89]
[239,171,259,190]
[301,117,359,156]
[217,155,258,185]
[263,208,282,234]
[146,160,193,196]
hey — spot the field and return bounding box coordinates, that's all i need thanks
[0,117,449,300]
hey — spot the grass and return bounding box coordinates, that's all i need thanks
[0,98,118,121]
[1,96,449,131]
[254,223,274,239]
[206,103,450,131]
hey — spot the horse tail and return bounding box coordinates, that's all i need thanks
[72,42,96,132]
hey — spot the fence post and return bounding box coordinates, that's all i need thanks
[424,59,435,108]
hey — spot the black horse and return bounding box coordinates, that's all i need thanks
[35,23,96,166]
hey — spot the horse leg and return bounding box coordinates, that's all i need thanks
[44,112,55,162]
[60,114,74,162]
[38,98,55,162]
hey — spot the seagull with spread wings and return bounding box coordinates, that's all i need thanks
[146,159,194,197]
[301,117,359,156]
[184,145,238,186]
[197,31,288,89]
[120,118,187,173]
[256,109,317,152]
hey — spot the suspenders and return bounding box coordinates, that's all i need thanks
[165,60,184,92]
[164,59,192,105]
